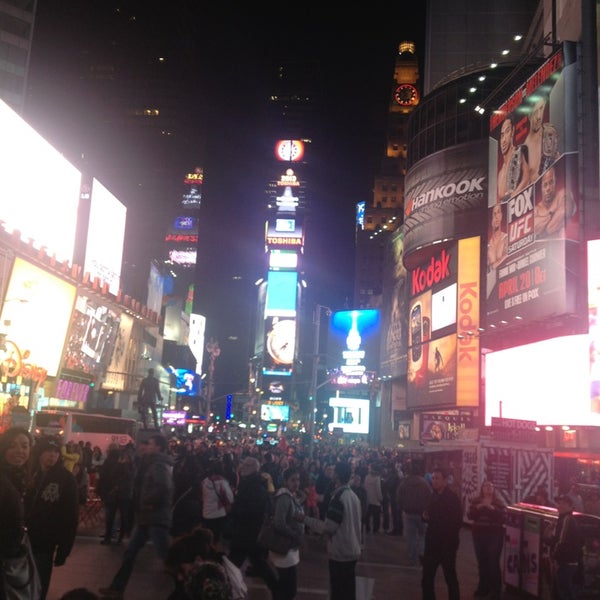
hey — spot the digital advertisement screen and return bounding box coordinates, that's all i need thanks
[85,177,126,296]
[62,294,120,377]
[327,397,370,434]
[261,403,290,422]
[0,257,76,377]
[104,312,133,391]
[174,369,199,396]
[329,309,380,378]
[0,99,81,264]
[263,317,296,377]
[269,250,298,270]
[162,411,187,426]
[265,271,297,317]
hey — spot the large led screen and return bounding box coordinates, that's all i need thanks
[84,178,126,296]
[0,257,76,377]
[104,312,133,392]
[263,317,296,377]
[0,99,81,264]
[485,335,600,427]
[329,309,380,380]
[265,271,297,317]
[261,403,290,422]
[62,294,119,378]
[486,44,581,331]
[327,397,370,434]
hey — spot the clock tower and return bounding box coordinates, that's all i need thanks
[354,41,420,308]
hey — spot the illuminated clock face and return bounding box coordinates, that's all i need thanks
[394,84,419,106]
[266,319,296,365]
[275,140,305,162]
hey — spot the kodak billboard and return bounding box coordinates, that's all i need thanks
[407,237,480,409]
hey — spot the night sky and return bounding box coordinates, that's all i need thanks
[24,3,426,396]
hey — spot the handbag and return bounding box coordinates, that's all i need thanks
[1,531,42,600]
[221,555,248,600]
[211,478,232,514]
[257,517,293,555]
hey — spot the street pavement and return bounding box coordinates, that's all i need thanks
[47,520,500,600]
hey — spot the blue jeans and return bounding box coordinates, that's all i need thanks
[109,524,171,592]
[404,512,426,566]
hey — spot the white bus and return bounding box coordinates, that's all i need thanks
[32,410,139,450]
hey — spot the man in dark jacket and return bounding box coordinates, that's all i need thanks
[228,456,278,597]
[421,466,462,600]
[26,436,79,600]
[549,494,583,599]
[99,434,173,599]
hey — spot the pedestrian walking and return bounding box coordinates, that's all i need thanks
[202,459,235,547]
[26,436,79,600]
[397,460,432,567]
[298,461,362,600]
[269,467,305,600]
[467,480,506,599]
[363,463,383,534]
[99,434,174,599]
[421,466,462,600]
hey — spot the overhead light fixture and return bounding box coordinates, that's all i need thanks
[514,34,523,41]
[501,49,510,56]
[459,98,467,104]
[478,75,486,82]
[469,87,477,93]
[490,62,498,69]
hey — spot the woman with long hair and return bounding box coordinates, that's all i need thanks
[0,426,41,599]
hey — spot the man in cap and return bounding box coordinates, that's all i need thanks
[549,493,583,599]
[227,456,278,598]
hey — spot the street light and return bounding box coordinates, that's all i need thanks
[308,304,331,457]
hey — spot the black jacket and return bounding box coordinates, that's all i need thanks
[424,486,463,553]
[229,472,270,547]
[26,462,78,560]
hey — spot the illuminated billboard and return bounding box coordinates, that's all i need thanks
[84,178,126,296]
[261,403,290,422]
[104,312,133,392]
[62,294,120,378]
[327,397,370,434]
[265,271,297,317]
[173,369,199,396]
[485,44,581,332]
[0,257,76,378]
[380,229,408,378]
[328,309,380,382]
[164,215,199,244]
[182,167,203,208]
[263,317,296,377]
[407,237,480,408]
[0,99,81,264]
[404,139,488,265]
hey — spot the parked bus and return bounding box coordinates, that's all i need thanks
[32,409,139,451]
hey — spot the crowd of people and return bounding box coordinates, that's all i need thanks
[1,427,595,600]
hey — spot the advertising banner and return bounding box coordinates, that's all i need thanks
[263,317,296,377]
[0,257,76,378]
[486,44,581,330]
[380,230,408,378]
[403,140,488,265]
[104,312,133,392]
[407,237,480,409]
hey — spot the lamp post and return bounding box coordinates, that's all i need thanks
[308,304,331,458]
[205,337,220,427]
